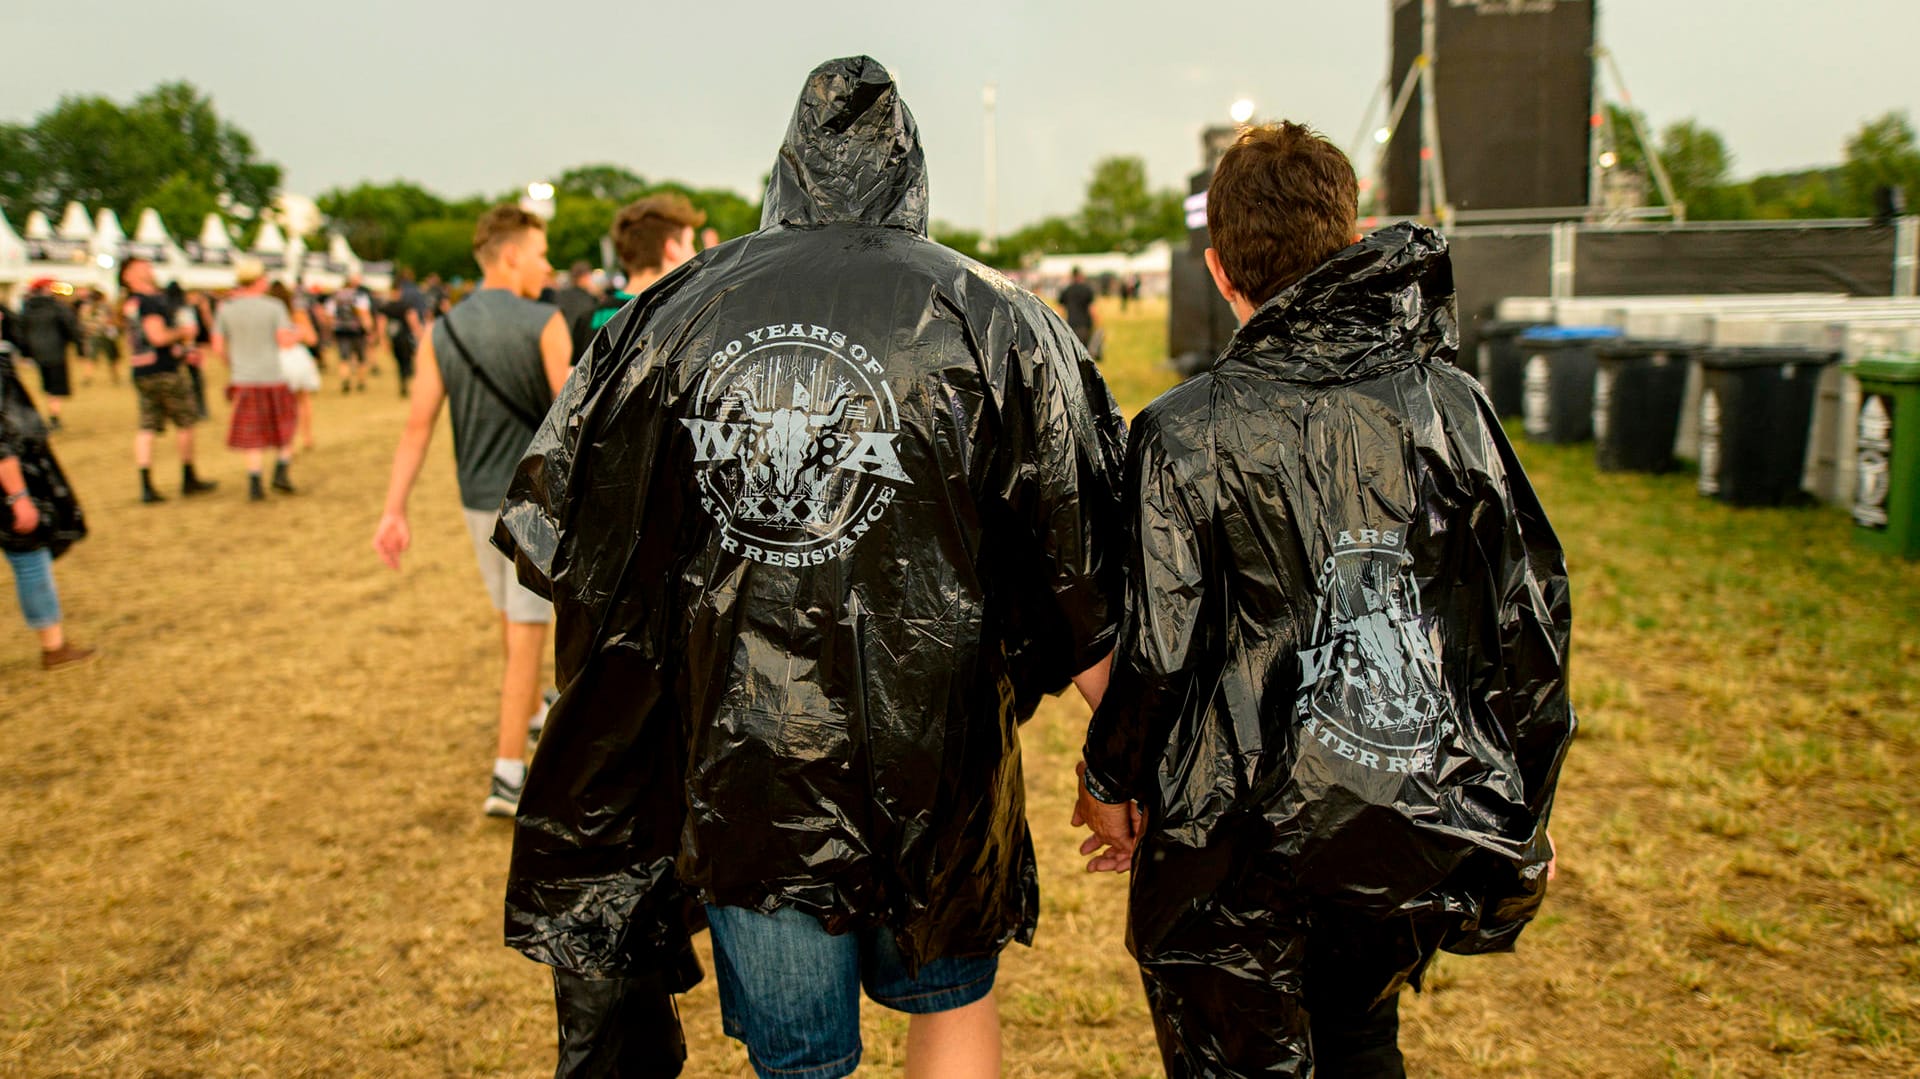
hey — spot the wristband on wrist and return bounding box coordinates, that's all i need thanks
[1081,761,1128,805]
[4,491,26,507]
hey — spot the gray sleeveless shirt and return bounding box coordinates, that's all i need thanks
[432,288,557,511]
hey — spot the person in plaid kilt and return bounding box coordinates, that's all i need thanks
[212,259,301,501]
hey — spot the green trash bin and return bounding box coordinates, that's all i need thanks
[1852,356,1920,559]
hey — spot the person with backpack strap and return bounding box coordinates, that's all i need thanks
[372,205,572,819]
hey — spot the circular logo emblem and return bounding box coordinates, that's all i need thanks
[1295,529,1452,774]
[680,322,914,567]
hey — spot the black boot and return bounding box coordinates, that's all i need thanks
[248,473,266,502]
[181,463,218,496]
[271,460,295,494]
[140,468,166,504]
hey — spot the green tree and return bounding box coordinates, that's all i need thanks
[996,215,1087,265]
[1841,111,1920,217]
[691,187,759,240]
[555,164,649,204]
[395,218,478,281]
[0,123,43,221]
[1746,169,1847,220]
[315,181,447,263]
[14,82,280,221]
[545,196,621,270]
[1079,156,1184,253]
[142,172,222,238]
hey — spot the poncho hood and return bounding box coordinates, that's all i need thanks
[761,55,929,234]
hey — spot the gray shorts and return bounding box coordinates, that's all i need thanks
[462,509,553,624]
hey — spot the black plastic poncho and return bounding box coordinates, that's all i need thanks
[494,56,1126,985]
[0,352,86,558]
[1083,224,1573,1077]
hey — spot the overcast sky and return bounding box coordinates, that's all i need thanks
[5,1,1917,233]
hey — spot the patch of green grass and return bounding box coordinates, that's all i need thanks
[1701,905,1796,956]
[1824,991,1908,1048]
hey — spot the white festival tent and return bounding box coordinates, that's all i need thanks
[0,200,386,297]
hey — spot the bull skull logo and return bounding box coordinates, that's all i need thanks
[742,381,852,497]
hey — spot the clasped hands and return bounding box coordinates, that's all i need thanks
[1072,761,1143,873]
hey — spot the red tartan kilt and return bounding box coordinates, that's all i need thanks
[227,384,300,449]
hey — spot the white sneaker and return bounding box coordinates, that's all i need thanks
[483,770,524,818]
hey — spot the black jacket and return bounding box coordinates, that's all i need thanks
[493,56,1126,981]
[0,352,85,557]
[17,294,79,365]
[1085,225,1573,1073]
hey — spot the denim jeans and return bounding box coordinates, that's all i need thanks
[4,547,61,630]
[704,905,999,1079]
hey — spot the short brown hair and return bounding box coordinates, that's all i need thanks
[612,194,707,274]
[1206,122,1358,307]
[472,205,546,264]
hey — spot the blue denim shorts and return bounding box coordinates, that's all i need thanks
[705,905,999,1079]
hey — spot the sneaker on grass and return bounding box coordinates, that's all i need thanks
[483,770,523,818]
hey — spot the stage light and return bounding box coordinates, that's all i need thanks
[1374,127,1393,145]
[1598,151,1619,169]
[526,181,555,202]
[1230,99,1256,125]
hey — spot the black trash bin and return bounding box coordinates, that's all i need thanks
[1696,347,1841,506]
[1476,320,1548,419]
[1520,327,1623,444]
[1594,341,1694,473]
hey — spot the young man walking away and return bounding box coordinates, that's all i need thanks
[492,57,1126,1079]
[1076,122,1575,1078]
[373,206,571,819]
[567,194,703,361]
[120,259,216,503]
[212,258,301,500]
[330,278,374,393]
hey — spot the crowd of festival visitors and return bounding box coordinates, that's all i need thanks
[3,56,1572,1079]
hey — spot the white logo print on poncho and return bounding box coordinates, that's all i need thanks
[1294,528,1453,773]
[682,322,914,567]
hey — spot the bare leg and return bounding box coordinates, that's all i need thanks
[177,427,196,465]
[245,449,265,473]
[133,430,157,468]
[35,624,64,651]
[296,392,314,450]
[497,618,548,762]
[905,991,1000,1079]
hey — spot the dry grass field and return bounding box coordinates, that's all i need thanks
[3,295,1918,1077]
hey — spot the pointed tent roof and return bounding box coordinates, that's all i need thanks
[133,208,173,245]
[93,208,126,246]
[251,221,287,253]
[57,202,94,240]
[327,232,356,263]
[197,213,234,251]
[23,211,52,239]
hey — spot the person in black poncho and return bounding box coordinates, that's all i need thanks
[1076,123,1575,1078]
[0,343,93,670]
[493,57,1126,1079]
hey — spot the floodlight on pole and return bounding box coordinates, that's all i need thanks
[983,82,998,253]
[1598,151,1618,169]
[1229,98,1256,125]
[527,182,555,201]
[1374,127,1393,145]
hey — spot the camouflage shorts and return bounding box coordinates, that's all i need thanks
[135,370,201,432]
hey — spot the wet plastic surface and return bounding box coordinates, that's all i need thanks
[1084,225,1575,1075]
[491,56,1126,1000]
[0,352,85,557]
